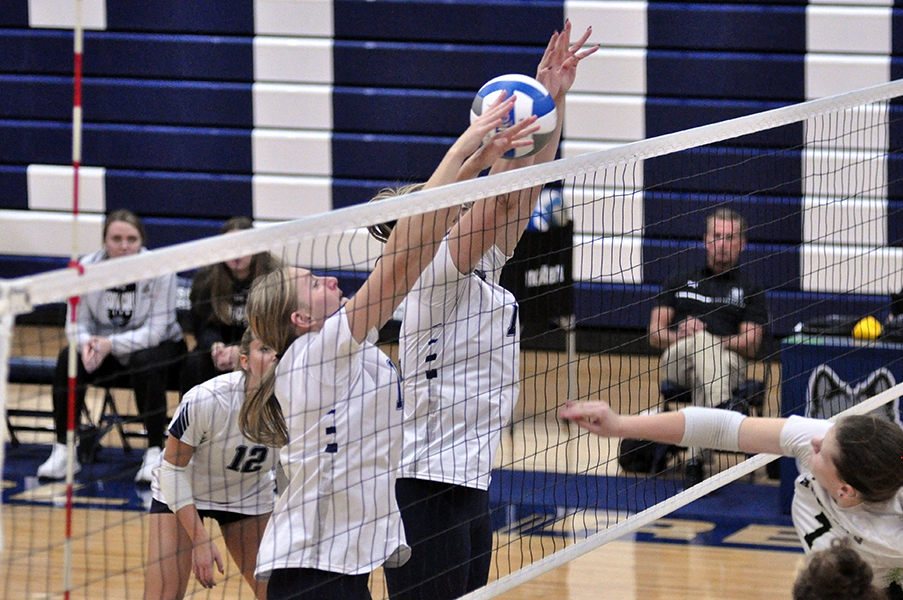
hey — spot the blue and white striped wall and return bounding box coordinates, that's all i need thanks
[3,0,903,335]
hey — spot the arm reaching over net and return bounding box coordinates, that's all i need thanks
[345,94,538,343]
[558,400,786,455]
[449,21,597,272]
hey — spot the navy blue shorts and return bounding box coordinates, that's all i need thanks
[149,498,253,528]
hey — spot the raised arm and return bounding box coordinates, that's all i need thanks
[558,401,788,456]
[496,23,596,256]
[449,22,597,272]
[345,96,539,343]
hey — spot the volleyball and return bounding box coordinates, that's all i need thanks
[470,74,557,159]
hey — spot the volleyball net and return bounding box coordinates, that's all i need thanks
[3,79,903,598]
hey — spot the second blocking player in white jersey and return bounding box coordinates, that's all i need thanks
[383,22,597,600]
[144,328,278,600]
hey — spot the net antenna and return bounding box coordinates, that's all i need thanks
[62,1,86,597]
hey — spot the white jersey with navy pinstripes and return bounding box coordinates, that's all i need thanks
[150,371,276,514]
[254,307,408,580]
[781,415,903,589]
[399,238,520,490]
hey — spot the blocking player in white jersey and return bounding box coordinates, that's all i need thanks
[238,100,540,600]
[375,23,597,600]
[144,328,278,600]
[559,402,903,600]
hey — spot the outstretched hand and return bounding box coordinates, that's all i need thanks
[536,20,598,99]
[456,93,540,177]
[559,400,622,437]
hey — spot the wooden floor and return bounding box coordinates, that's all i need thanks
[0,503,802,600]
[2,327,797,599]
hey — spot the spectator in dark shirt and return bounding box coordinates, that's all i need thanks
[648,208,768,482]
[180,217,281,396]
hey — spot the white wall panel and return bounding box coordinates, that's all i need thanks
[252,131,331,176]
[802,149,887,200]
[801,244,903,294]
[804,104,887,151]
[808,0,892,6]
[27,165,105,213]
[565,95,645,142]
[565,0,648,48]
[565,184,643,236]
[253,38,333,84]
[807,6,891,54]
[573,234,643,283]
[29,0,106,30]
[253,175,332,221]
[802,198,887,246]
[569,49,646,95]
[253,84,332,130]
[278,226,381,271]
[0,210,102,257]
[805,55,890,99]
[255,0,333,37]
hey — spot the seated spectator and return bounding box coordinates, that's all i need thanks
[647,208,768,484]
[179,217,280,396]
[37,209,186,483]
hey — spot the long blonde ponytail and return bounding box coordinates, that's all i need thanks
[238,267,300,447]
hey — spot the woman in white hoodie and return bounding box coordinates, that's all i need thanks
[37,209,185,483]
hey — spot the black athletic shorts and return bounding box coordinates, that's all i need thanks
[149,498,253,528]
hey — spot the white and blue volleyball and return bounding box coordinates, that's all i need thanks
[470,74,557,159]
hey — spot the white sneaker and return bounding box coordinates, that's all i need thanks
[135,446,163,483]
[37,443,81,480]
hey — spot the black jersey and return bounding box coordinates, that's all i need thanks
[657,265,768,337]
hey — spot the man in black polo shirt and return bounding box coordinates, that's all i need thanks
[648,208,768,483]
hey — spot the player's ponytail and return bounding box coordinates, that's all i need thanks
[239,268,299,447]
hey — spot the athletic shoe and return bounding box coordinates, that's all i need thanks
[135,446,163,484]
[37,443,81,480]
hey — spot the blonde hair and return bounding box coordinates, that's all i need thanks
[366,183,426,243]
[238,267,301,447]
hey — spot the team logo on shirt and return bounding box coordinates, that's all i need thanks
[728,287,745,307]
[104,283,137,326]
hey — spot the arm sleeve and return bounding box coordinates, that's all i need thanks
[779,415,833,473]
[109,272,180,359]
[678,407,747,452]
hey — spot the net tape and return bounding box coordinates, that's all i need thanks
[2,78,903,315]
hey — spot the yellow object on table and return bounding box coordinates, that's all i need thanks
[852,316,882,340]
